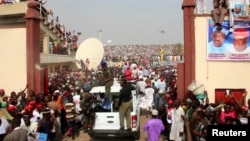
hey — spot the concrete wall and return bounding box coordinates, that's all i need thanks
[0,26,27,94]
[0,2,27,16]
[195,16,250,102]
[46,63,77,75]
[0,2,77,95]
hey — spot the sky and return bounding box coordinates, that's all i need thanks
[45,0,213,46]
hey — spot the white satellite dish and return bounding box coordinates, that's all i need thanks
[75,38,104,70]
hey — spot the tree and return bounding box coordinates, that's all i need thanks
[172,43,183,55]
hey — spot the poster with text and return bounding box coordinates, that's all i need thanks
[207,19,250,61]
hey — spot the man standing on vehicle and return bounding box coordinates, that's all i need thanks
[118,79,135,131]
[100,60,114,106]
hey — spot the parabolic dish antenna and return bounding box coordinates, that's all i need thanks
[75,38,104,70]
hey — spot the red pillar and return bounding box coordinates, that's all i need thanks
[25,1,41,94]
[177,62,185,101]
[44,67,49,94]
[178,0,196,101]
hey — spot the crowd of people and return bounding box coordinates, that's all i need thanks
[0,56,250,141]
[0,56,176,141]
[103,44,183,65]
[142,83,250,141]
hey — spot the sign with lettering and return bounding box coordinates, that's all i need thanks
[207,18,250,61]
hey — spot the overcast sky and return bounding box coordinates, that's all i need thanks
[45,0,213,45]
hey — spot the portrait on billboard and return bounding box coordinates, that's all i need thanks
[207,19,250,61]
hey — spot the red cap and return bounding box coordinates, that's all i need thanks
[7,105,15,111]
[36,103,43,109]
[165,94,171,99]
[234,28,249,39]
[29,100,36,107]
[0,89,5,94]
[168,100,174,105]
[25,105,33,112]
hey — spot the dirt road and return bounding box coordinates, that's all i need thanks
[63,114,166,141]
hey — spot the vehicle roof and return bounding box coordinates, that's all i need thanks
[90,81,121,93]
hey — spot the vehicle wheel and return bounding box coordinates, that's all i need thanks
[133,127,140,140]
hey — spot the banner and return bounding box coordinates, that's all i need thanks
[36,132,48,141]
[207,18,250,61]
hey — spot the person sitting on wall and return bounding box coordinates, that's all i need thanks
[195,0,207,14]
[211,0,229,31]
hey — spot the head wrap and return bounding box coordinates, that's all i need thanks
[36,103,43,109]
[213,25,228,36]
[151,109,158,116]
[54,90,60,94]
[101,60,107,66]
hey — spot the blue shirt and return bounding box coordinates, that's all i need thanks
[142,69,149,76]
[99,98,111,110]
[208,41,227,54]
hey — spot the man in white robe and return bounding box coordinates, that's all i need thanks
[144,84,155,116]
[170,99,185,141]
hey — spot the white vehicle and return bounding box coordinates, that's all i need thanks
[88,81,141,139]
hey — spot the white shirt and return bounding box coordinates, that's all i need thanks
[167,108,174,124]
[239,117,248,125]
[0,117,10,134]
[137,70,143,77]
[73,94,81,112]
[136,80,147,94]
[131,69,138,79]
[20,119,38,132]
[158,80,166,93]
[30,109,43,122]
[170,106,185,141]
[20,120,38,141]
[144,87,154,108]
[151,79,159,89]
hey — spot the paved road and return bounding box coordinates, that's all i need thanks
[63,115,166,141]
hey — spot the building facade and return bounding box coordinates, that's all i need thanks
[180,0,250,103]
[0,1,77,95]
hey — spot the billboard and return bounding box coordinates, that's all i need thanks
[207,19,250,61]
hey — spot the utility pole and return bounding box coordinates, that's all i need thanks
[98,29,102,42]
